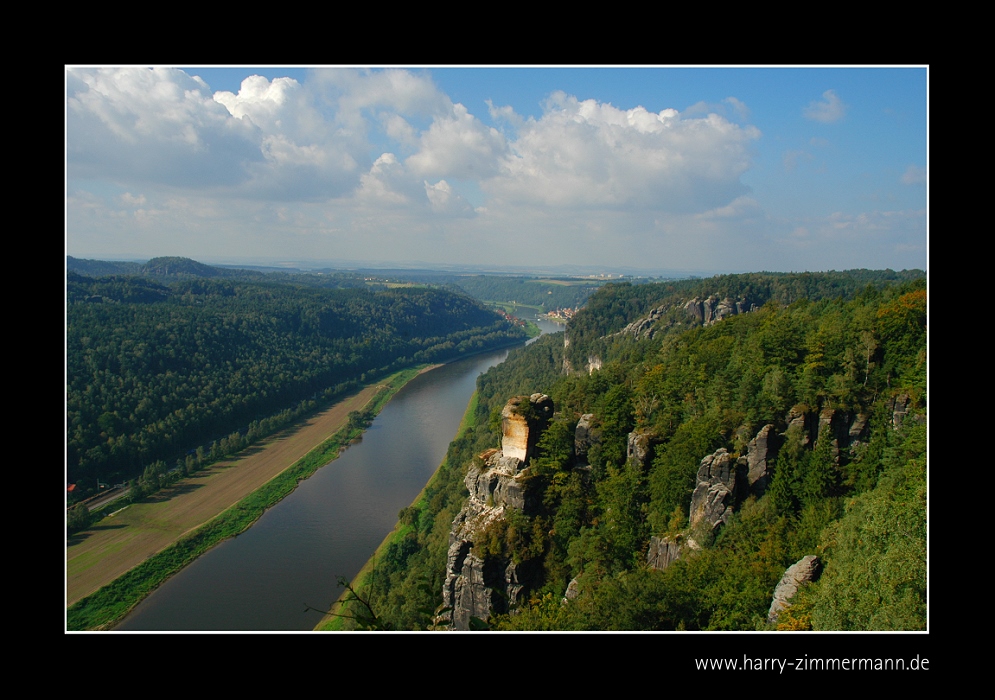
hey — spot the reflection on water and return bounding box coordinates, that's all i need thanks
[117,317,561,631]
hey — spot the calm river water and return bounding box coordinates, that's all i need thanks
[116,316,562,631]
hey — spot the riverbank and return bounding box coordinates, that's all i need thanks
[66,365,434,631]
[314,391,481,631]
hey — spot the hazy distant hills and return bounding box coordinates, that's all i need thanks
[67,256,264,280]
[67,256,144,277]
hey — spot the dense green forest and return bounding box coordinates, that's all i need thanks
[66,265,527,496]
[354,269,926,631]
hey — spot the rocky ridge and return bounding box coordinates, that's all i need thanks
[442,389,906,629]
[645,403,870,617]
[613,294,756,341]
[441,393,553,630]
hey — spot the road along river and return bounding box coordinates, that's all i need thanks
[115,317,562,630]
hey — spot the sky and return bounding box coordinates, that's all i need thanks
[66,66,927,275]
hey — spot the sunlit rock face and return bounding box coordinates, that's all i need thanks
[647,535,684,572]
[683,295,755,327]
[689,448,743,534]
[442,393,553,630]
[627,428,660,469]
[768,555,821,625]
[500,393,554,462]
[744,424,780,498]
[501,398,530,462]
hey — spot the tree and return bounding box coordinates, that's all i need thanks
[306,576,391,630]
[811,423,925,630]
[67,503,92,533]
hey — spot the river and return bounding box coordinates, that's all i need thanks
[115,315,563,631]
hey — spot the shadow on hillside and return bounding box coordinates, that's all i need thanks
[160,482,205,498]
[69,521,129,546]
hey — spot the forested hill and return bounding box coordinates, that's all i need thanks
[66,272,527,494]
[67,256,370,289]
[67,255,256,279]
[354,269,926,631]
[563,269,925,370]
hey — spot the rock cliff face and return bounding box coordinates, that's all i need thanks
[586,355,602,374]
[627,428,661,470]
[683,295,755,327]
[647,410,848,572]
[744,424,781,498]
[649,424,774,571]
[785,404,868,460]
[500,394,554,462]
[689,449,743,535]
[646,535,686,572]
[610,294,756,342]
[574,413,598,468]
[768,555,821,625]
[441,394,553,630]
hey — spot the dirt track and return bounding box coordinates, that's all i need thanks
[66,384,383,606]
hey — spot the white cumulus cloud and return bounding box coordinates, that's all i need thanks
[67,66,256,187]
[406,103,507,179]
[487,92,760,213]
[425,180,476,217]
[804,89,847,123]
[67,67,365,200]
[356,153,423,206]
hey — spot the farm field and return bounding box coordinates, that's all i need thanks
[66,383,384,607]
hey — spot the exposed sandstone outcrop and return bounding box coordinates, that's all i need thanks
[646,535,684,572]
[563,577,580,602]
[441,394,553,630]
[627,428,661,470]
[783,405,868,466]
[683,295,753,327]
[616,303,670,339]
[442,544,490,628]
[649,423,779,571]
[610,294,755,342]
[743,424,781,497]
[574,414,597,467]
[849,413,869,441]
[768,555,821,625]
[500,393,553,462]
[689,449,744,534]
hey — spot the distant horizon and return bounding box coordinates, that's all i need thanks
[67,252,926,281]
[67,66,927,274]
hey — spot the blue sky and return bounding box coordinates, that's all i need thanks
[66,66,927,274]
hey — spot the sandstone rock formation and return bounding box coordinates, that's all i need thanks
[441,394,553,630]
[783,405,869,466]
[563,577,580,602]
[616,303,670,339]
[683,295,753,327]
[574,414,597,467]
[646,535,684,572]
[611,294,755,342]
[627,428,660,470]
[743,424,781,498]
[768,555,821,624]
[500,393,554,463]
[689,448,744,534]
